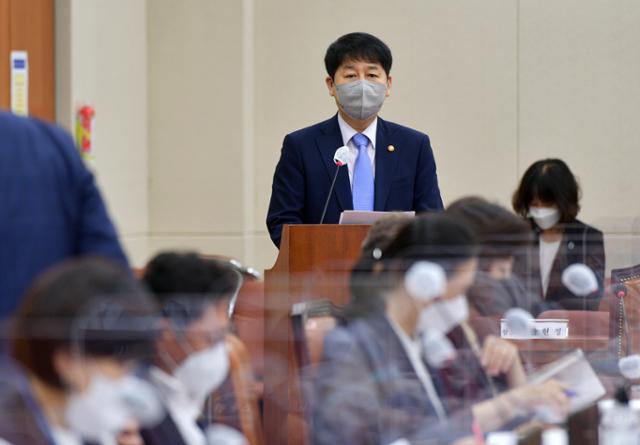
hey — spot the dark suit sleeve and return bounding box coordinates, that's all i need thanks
[266,135,306,247]
[311,329,382,445]
[581,227,606,310]
[413,135,444,212]
[586,228,606,292]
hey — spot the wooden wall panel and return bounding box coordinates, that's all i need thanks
[0,0,9,111]
[9,0,54,121]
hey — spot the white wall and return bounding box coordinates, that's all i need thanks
[146,0,248,264]
[55,0,149,265]
[518,0,640,271]
[56,0,640,273]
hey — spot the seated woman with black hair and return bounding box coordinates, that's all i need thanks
[312,214,568,445]
[1,257,162,445]
[447,196,544,317]
[512,159,605,310]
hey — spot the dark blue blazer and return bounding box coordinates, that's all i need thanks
[266,115,444,246]
[311,316,474,445]
[514,219,605,311]
[0,112,128,316]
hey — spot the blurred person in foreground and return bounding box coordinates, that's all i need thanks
[0,112,128,317]
[357,214,529,398]
[512,159,605,310]
[312,214,568,445]
[142,252,247,445]
[1,257,161,445]
[447,196,545,317]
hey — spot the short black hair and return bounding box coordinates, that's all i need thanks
[143,252,240,322]
[11,257,158,390]
[324,32,392,79]
[512,158,581,224]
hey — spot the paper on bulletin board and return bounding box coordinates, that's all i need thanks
[10,51,29,116]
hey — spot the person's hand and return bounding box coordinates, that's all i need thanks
[480,335,520,376]
[508,379,570,419]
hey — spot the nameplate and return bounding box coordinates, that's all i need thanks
[500,319,569,339]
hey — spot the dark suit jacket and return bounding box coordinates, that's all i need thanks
[0,112,128,316]
[311,316,475,445]
[266,115,444,246]
[140,415,189,445]
[514,220,605,311]
[467,272,544,317]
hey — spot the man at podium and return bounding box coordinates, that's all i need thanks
[266,32,444,247]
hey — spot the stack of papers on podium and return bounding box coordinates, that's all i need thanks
[338,210,415,225]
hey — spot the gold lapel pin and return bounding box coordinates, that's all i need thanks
[387,145,395,152]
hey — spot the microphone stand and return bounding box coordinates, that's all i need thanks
[319,164,342,224]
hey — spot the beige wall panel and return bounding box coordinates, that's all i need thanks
[148,0,244,234]
[519,0,640,233]
[253,0,518,269]
[148,235,245,263]
[56,0,149,264]
[120,235,151,267]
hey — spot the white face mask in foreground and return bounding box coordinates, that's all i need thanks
[66,374,163,442]
[416,294,469,336]
[173,341,230,406]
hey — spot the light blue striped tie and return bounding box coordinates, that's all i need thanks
[351,133,374,211]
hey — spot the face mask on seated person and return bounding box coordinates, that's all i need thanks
[173,341,230,407]
[416,294,470,336]
[335,80,387,120]
[528,206,560,230]
[66,373,163,442]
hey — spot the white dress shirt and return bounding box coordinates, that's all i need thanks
[387,318,447,421]
[150,367,208,445]
[337,113,377,187]
[539,239,561,297]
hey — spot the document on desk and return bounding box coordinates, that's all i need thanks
[527,349,605,413]
[338,210,415,225]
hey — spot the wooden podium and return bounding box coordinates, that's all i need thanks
[263,224,370,445]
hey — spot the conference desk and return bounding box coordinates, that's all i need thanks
[261,224,620,445]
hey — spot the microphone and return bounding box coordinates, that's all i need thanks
[504,308,535,337]
[619,354,640,380]
[319,146,350,224]
[561,263,599,297]
[613,283,628,300]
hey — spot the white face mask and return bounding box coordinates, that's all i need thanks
[173,341,230,406]
[66,374,162,442]
[416,294,469,336]
[528,206,560,230]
